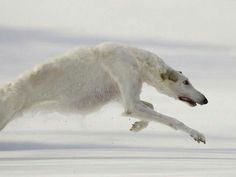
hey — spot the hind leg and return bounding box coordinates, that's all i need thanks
[0,99,26,131]
[0,80,34,131]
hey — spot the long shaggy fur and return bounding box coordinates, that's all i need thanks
[0,43,208,143]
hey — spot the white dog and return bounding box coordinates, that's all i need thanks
[0,43,208,143]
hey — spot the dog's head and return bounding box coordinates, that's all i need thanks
[145,65,208,106]
[159,69,208,106]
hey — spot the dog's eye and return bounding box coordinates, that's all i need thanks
[183,80,190,85]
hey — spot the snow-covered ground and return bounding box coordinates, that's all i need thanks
[0,28,235,177]
[0,0,236,176]
[1,131,236,177]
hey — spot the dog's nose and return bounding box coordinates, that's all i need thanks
[202,98,208,104]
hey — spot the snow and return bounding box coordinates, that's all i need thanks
[0,0,236,176]
[1,131,236,177]
[1,35,235,177]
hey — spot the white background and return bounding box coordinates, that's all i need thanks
[0,0,236,176]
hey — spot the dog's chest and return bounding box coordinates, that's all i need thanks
[73,83,120,112]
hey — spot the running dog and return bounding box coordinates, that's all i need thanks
[0,43,208,143]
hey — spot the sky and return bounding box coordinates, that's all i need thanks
[0,0,235,48]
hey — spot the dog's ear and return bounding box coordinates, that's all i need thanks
[168,71,178,82]
[161,70,178,82]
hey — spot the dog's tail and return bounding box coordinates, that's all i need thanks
[0,80,28,130]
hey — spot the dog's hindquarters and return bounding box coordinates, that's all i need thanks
[0,62,64,130]
[0,80,29,130]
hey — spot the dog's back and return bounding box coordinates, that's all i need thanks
[0,44,126,129]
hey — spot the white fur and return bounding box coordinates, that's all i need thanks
[0,42,208,143]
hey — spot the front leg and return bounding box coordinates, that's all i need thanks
[102,61,205,143]
[128,102,206,144]
[130,120,149,132]
[129,100,153,132]
[141,101,154,109]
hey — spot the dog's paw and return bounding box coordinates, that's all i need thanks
[130,121,149,132]
[190,130,206,144]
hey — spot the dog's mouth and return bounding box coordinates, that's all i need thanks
[179,96,197,107]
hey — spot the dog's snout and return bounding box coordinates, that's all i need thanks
[202,97,208,105]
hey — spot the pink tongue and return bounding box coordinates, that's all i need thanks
[180,97,196,105]
[180,97,190,101]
